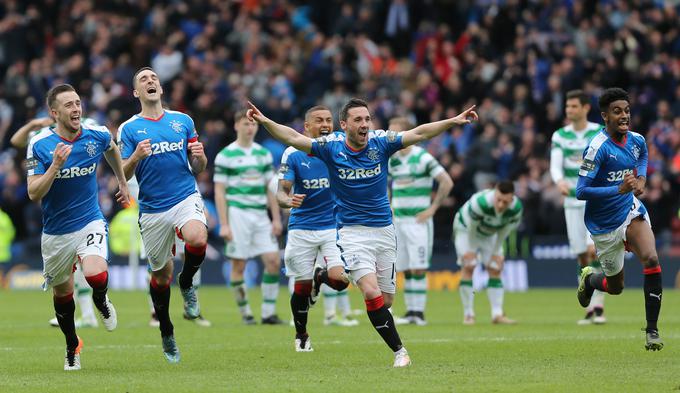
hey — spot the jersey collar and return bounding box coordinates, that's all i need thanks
[139,110,166,122]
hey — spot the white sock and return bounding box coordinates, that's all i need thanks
[412,274,427,313]
[322,284,337,318]
[403,277,414,313]
[487,278,504,318]
[336,289,351,318]
[261,273,280,319]
[231,280,252,317]
[459,280,475,317]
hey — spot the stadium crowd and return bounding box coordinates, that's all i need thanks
[1,0,679,255]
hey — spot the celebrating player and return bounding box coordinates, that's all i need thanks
[27,84,129,370]
[454,181,522,325]
[576,87,663,351]
[247,97,477,367]
[550,89,606,325]
[119,67,209,363]
[388,117,454,326]
[213,111,284,325]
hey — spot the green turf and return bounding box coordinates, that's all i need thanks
[0,287,678,392]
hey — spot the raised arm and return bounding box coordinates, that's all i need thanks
[401,105,478,148]
[27,143,71,201]
[11,118,53,148]
[246,101,313,153]
[103,139,131,207]
[188,132,207,174]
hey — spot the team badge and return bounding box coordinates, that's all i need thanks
[85,140,98,157]
[367,148,379,162]
[632,145,640,160]
[169,120,183,133]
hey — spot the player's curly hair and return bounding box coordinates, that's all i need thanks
[598,88,629,112]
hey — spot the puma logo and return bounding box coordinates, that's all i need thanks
[649,293,662,301]
[301,161,311,169]
[375,321,390,330]
[338,152,348,160]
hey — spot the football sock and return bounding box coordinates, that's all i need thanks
[86,271,110,318]
[321,284,337,318]
[588,264,605,310]
[336,288,351,318]
[261,273,280,319]
[643,266,662,332]
[412,273,427,313]
[365,295,403,352]
[179,244,206,289]
[54,292,79,350]
[291,282,311,335]
[150,277,173,337]
[487,278,504,318]
[459,280,474,317]
[317,269,349,291]
[231,280,252,317]
[587,272,608,293]
[403,272,413,313]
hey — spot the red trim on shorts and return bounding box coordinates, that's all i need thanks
[365,295,385,311]
[85,271,108,289]
[185,243,206,255]
[54,292,74,304]
[294,282,312,296]
[643,266,661,275]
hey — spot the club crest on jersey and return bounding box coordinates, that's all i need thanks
[632,145,640,160]
[85,140,98,157]
[169,120,184,133]
[367,148,379,162]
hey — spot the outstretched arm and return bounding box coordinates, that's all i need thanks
[401,105,478,148]
[11,118,53,148]
[246,101,313,153]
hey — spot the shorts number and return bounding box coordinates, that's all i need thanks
[86,233,105,246]
[418,246,426,262]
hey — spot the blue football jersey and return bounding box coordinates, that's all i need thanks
[578,130,648,234]
[279,146,335,230]
[118,110,199,213]
[310,130,403,227]
[27,126,112,235]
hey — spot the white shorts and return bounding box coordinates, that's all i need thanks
[454,229,501,269]
[395,219,433,272]
[564,205,594,255]
[41,219,109,290]
[139,193,207,271]
[284,229,343,280]
[336,225,397,294]
[226,207,278,259]
[591,198,650,276]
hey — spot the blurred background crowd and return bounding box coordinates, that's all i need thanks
[1,0,679,264]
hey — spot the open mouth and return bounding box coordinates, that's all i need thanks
[147,86,157,94]
[618,120,629,128]
[70,115,81,122]
[358,130,368,138]
[320,129,331,136]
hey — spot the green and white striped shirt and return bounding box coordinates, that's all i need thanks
[454,189,522,248]
[213,142,274,210]
[550,122,601,207]
[389,146,445,222]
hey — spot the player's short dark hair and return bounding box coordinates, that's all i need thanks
[234,110,248,122]
[340,98,369,121]
[305,105,332,121]
[565,89,589,106]
[46,84,76,109]
[496,180,515,194]
[388,117,413,131]
[598,88,629,112]
[132,66,155,88]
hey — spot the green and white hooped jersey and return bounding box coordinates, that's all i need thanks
[550,122,601,207]
[454,189,522,237]
[213,142,274,211]
[389,146,445,222]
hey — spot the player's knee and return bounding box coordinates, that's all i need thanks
[487,268,501,277]
[641,253,659,268]
[327,268,349,291]
[294,281,312,296]
[152,274,172,288]
[383,297,394,309]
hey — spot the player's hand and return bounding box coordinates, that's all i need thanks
[557,180,571,196]
[450,105,478,125]
[619,173,636,194]
[51,142,72,169]
[415,207,435,223]
[271,220,283,237]
[220,225,233,242]
[290,193,306,208]
[246,101,270,124]
[188,141,205,158]
[116,181,131,208]
[633,176,646,197]
[33,117,54,129]
[133,139,152,161]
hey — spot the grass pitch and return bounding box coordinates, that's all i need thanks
[1,287,678,392]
